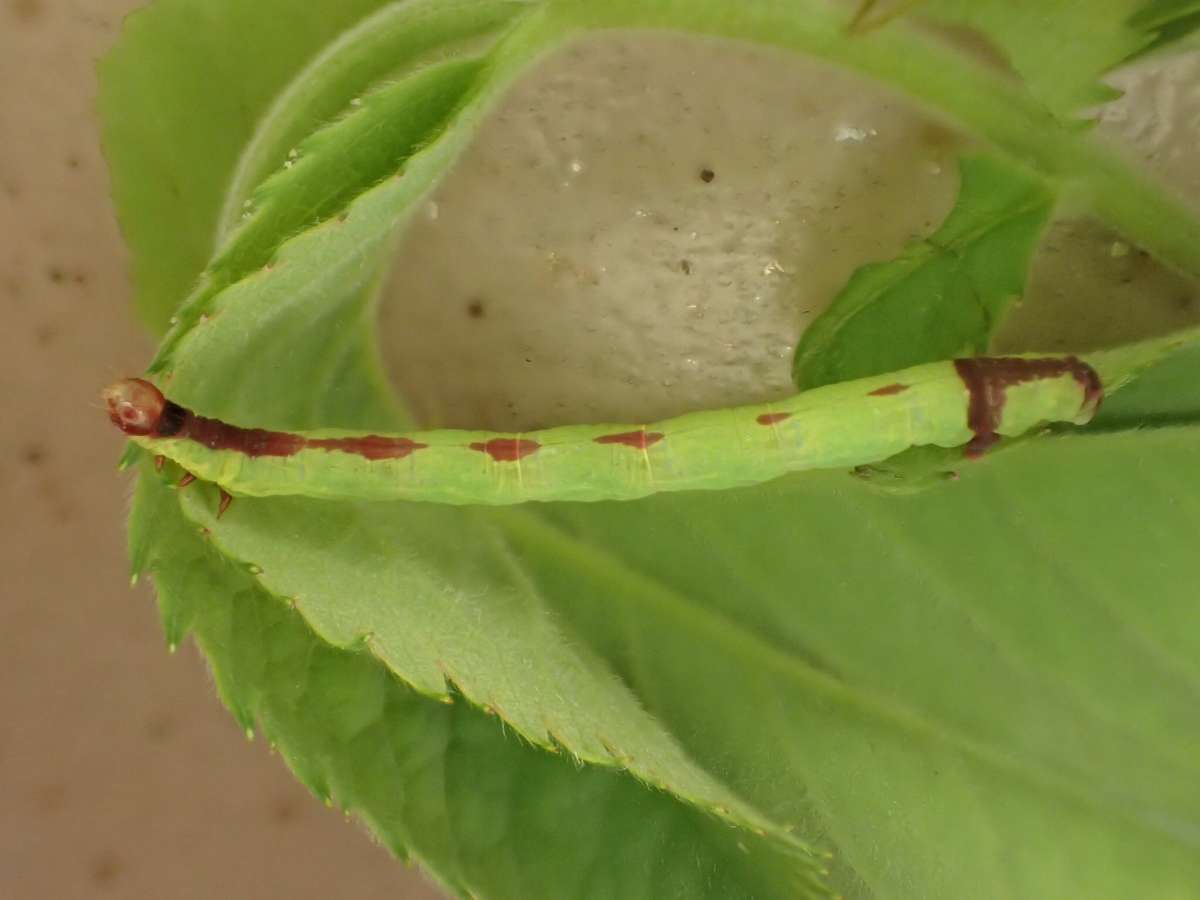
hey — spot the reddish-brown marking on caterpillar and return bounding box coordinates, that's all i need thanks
[953,357,1103,459]
[756,412,792,426]
[868,383,909,397]
[178,472,196,489]
[469,438,541,462]
[307,435,427,460]
[102,378,428,460]
[594,430,664,450]
[217,490,233,519]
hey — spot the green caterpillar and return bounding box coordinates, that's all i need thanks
[104,354,1102,506]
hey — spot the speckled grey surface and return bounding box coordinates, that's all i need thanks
[379,33,1200,431]
[380,32,966,429]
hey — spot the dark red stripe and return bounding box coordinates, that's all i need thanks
[308,435,427,460]
[469,438,542,462]
[756,412,791,426]
[594,430,664,450]
[107,378,426,462]
[179,414,304,456]
[177,414,428,460]
[868,383,910,397]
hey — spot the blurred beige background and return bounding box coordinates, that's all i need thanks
[2,1,1197,898]
[0,2,441,897]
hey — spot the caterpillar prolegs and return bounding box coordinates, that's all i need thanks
[104,355,1102,506]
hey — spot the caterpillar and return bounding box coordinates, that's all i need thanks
[103,355,1102,506]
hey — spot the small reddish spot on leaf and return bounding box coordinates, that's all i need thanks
[868,383,909,397]
[594,431,664,450]
[469,438,541,462]
[756,412,791,426]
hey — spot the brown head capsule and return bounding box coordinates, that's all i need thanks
[103,378,167,436]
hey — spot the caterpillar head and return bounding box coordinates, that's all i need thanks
[103,378,167,436]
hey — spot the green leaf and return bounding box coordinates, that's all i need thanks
[148,53,490,373]
[212,1,539,241]
[99,0,536,333]
[851,0,1200,121]
[133,470,824,900]
[99,0,390,332]
[844,1,929,34]
[1128,1,1200,58]
[840,0,1200,117]
[1090,335,1200,427]
[164,482,818,855]
[1134,0,1200,25]
[917,1,1153,115]
[792,155,1054,390]
[141,417,1200,899]
[102,0,1200,897]
[142,6,561,400]
[497,426,1200,900]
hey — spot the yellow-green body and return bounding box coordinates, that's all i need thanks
[132,358,1096,505]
